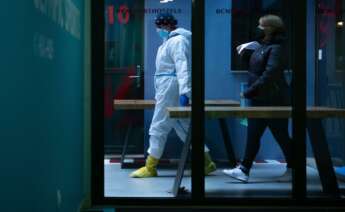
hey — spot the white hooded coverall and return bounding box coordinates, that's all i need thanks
[147,28,209,159]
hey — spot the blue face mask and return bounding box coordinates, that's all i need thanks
[157,28,170,41]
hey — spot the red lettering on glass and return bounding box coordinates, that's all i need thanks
[118,5,130,24]
[108,6,114,25]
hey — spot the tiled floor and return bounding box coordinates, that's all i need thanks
[105,163,345,198]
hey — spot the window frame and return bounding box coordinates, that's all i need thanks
[91,0,345,208]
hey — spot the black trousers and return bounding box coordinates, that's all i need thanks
[241,99,293,171]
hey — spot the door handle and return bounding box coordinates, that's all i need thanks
[128,65,142,88]
[128,75,140,78]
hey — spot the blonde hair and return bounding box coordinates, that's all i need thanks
[259,14,285,35]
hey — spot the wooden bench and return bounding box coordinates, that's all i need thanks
[113,99,240,168]
[167,106,345,197]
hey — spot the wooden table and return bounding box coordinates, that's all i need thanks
[168,106,345,119]
[167,106,345,197]
[113,99,240,110]
[113,99,240,168]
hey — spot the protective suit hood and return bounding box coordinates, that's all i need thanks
[169,28,192,42]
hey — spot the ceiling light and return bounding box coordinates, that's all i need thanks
[337,21,344,27]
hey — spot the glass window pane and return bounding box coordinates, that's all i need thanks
[307,0,345,198]
[204,0,293,198]
[104,0,192,199]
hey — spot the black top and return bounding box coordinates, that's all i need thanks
[242,34,290,106]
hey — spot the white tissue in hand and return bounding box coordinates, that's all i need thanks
[236,41,261,55]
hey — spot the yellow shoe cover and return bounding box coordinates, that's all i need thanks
[204,152,217,175]
[130,166,157,178]
[130,155,158,178]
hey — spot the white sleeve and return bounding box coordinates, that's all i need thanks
[237,41,261,55]
[170,37,191,97]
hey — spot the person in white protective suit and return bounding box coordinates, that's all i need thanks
[130,13,217,178]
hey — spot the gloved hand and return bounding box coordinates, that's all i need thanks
[179,94,189,106]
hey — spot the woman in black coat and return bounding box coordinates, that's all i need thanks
[223,15,293,183]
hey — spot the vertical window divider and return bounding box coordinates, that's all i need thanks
[291,0,307,200]
[192,0,205,201]
[91,0,105,205]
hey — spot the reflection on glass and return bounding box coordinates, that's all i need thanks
[205,0,292,198]
[306,0,345,198]
[104,0,192,198]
